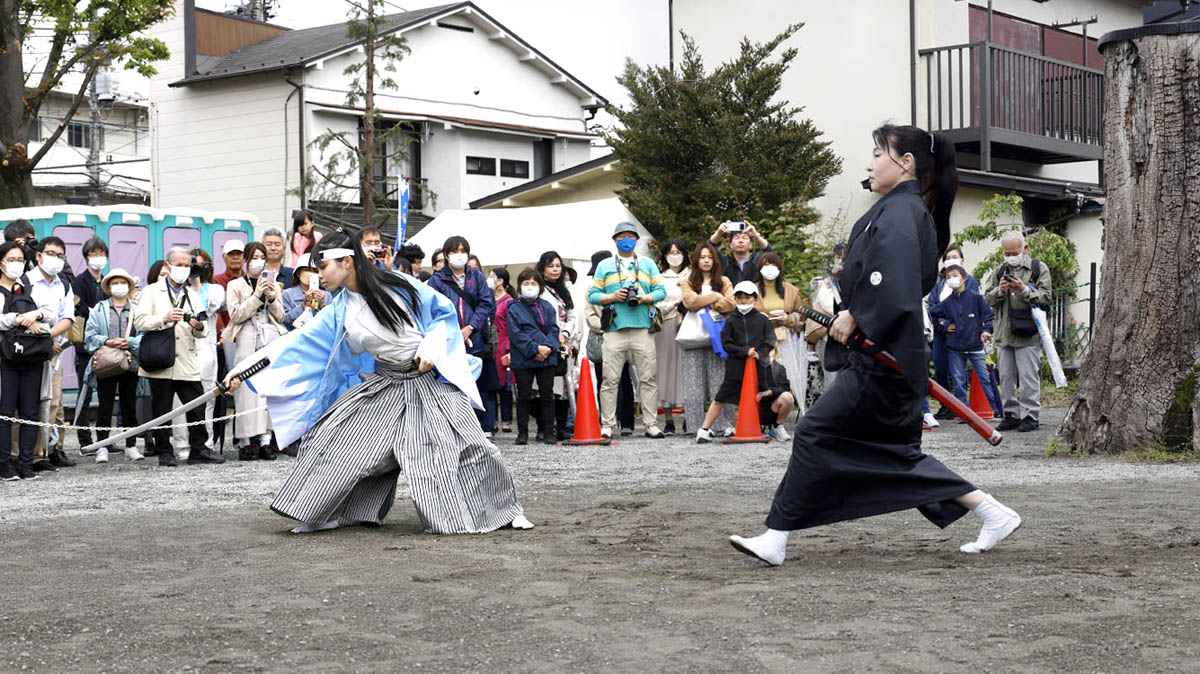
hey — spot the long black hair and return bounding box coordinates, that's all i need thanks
[313,230,420,331]
[872,124,957,255]
[755,252,786,297]
[492,267,515,298]
[535,250,573,309]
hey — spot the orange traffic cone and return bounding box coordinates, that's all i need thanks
[968,369,994,420]
[566,356,611,446]
[725,357,769,444]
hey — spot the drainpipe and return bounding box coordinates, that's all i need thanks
[284,72,306,209]
[910,0,917,125]
[668,0,675,73]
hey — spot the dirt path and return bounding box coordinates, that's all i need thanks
[2,409,1198,673]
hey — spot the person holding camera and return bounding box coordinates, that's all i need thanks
[358,227,396,270]
[282,253,332,330]
[134,248,225,467]
[223,242,285,460]
[167,248,226,457]
[587,222,667,439]
[984,230,1052,432]
[261,228,294,289]
[707,220,773,286]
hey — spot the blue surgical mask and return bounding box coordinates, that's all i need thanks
[615,238,637,254]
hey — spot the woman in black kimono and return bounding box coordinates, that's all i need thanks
[730,124,1021,566]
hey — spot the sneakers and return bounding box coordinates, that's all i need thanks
[32,459,55,472]
[645,426,665,439]
[922,412,940,429]
[17,464,39,480]
[1017,416,1039,432]
[159,452,178,467]
[960,493,1022,553]
[600,428,612,440]
[49,450,75,467]
[663,420,676,436]
[696,428,714,444]
[0,464,18,481]
[95,448,110,464]
[188,448,226,465]
[124,447,145,461]
[620,427,634,437]
[722,427,736,438]
[767,424,791,443]
[996,414,1020,431]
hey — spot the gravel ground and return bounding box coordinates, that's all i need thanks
[2,406,1199,672]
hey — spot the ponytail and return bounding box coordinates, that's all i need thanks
[872,124,958,255]
[313,230,420,332]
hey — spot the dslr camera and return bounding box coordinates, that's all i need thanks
[624,283,640,308]
[181,310,208,324]
[190,255,213,281]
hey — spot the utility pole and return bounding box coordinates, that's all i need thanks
[86,36,102,206]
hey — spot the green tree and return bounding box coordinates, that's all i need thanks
[299,0,414,232]
[954,193,1079,297]
[0,0,173,207]
[605,24,841,260]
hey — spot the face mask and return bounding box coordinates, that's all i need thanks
[1004,255,1023,266]
[666,254,684,268]
[3,261,23,279]
[248,259,266,276]
[521,285,540,300]
[760,265,780,281]
[486,277,498,290]
[88,256,107,271]
[615,237,637,254]
[448,253,468,269]
[109,283,129,299]
[736,303,755,315]
[946,277,963,290]
[40,256,64,276]
[169,265,190,284]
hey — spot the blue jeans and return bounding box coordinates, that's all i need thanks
[947,350,1003,416]
[932,332,950,389]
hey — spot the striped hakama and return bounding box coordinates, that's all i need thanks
[271,360,524,533]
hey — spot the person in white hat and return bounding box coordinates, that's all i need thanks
[695,281,775,443]
[82,268,145,464]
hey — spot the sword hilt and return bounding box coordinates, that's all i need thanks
[218,357,271,395]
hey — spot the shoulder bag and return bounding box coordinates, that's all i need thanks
[92,304,137,379]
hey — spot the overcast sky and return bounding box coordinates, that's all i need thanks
[196,0,669,116]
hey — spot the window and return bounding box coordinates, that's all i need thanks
[500,159,529,179]
[67,121,91,148]
[465,156,496,175]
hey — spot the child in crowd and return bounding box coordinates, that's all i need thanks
[758,359,795,442]
[928,262,1003,417]
[505,268,560,445]
[697,281,776,443]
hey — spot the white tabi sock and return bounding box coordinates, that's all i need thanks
[960,494,1021,554]
[290,519,343,534]
[729,528,791,567]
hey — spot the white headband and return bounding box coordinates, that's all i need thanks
[321,248,354,261]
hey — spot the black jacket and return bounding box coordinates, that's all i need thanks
[721,309,776,383]
[718,244,774,286]
[825,179,939,394]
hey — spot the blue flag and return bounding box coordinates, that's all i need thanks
[395,181,410,251]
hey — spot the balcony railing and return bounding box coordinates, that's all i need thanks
[918,42,1104,167]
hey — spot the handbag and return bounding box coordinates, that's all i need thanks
[698,308,728,358]
[92,304,136,379]
[0,279,53,365]
[675,310,710,349]
[140,287,188,372]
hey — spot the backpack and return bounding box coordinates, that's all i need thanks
[0,276,53,364]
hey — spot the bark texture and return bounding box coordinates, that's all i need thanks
[1058,32,1200,454]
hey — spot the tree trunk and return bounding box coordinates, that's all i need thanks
[0,0,34,207]
[1057,29,1200,454]
[359,0,377,230]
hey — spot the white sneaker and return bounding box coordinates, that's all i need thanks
[125,447,145,461]
[960,494,1021,553]
[696,428,714,444]
[722,427,736,438]
[773,424,791,442]
[600,427,612,439]
[95,448,109,464]
[510,514,534,530]
[923,412,940,429]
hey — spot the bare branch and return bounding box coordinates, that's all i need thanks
[309,165,359,192]
[27,65,96,168]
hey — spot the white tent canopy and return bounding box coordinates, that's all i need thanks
[409,197,655,271]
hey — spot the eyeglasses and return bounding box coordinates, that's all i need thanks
[41,251,64,259]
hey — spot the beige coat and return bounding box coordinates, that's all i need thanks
[680,274,735,314]
[221,277,286,344]
[754,280,805,340]
[134,279,209,381]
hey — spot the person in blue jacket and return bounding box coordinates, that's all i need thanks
[926,246,979,419]
[427,235,498,434]
[505,268,559,445]
[928,262,1002,416]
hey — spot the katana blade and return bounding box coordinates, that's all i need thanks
[80,357,271,453]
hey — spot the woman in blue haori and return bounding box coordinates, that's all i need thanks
[225,231,531,534]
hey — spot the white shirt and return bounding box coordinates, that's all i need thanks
[27,269,73,336]
[343,290,423,365]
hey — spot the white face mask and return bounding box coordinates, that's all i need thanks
[109,283,129,298]
[1004,254,1023,266]
[760,265,780,281]
[448,253,468,270]
[521,285,540,299]
[3,261,24,280]
[40,255,64,276]
[168,265,190,284]
[247,259,266,276]
[736,303,755,315]
[486,277,498,290]
[87,256,107,271]
[666,254,684,268]
[946,277,963,290]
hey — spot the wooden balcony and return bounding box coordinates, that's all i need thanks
[918,42,1103,168]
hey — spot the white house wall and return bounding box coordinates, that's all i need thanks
[301,19,591,135]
